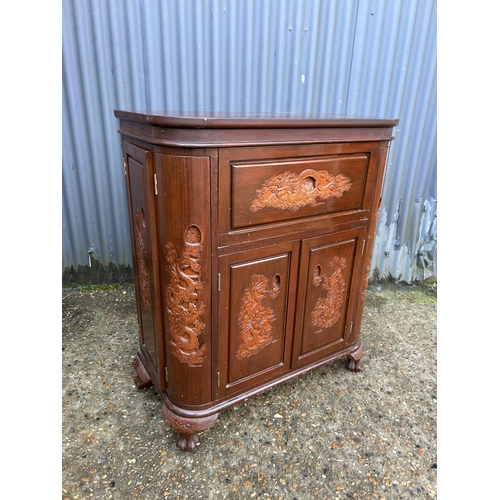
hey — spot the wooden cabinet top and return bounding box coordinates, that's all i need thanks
[115,110,399,148]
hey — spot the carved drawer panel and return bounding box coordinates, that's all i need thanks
[228,153,369,230]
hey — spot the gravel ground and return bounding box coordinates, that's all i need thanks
[62,280,437,500]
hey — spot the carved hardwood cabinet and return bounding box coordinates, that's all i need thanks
[114,110,398,451]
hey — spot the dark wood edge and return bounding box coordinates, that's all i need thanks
[117,125,396,148]
[218,211,370,251]
[114,109,399,129]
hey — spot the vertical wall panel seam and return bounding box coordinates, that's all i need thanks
[344,0,360,114]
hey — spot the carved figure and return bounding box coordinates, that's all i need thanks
[165,225,207,366]
[250,168,352,212]
[311,256,347,330]
[236,274,281,359]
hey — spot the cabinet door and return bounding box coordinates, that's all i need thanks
[123,142,164,387]
[216,242,299,400]
[292,228,366,368]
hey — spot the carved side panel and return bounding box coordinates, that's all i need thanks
[360,206,381,302]
[360,263,371,302]
[165,225,207,366]
[311,256,347,330]
[155,153,213,406]
[134,207,152,313]
[250,169,352,212]
[236,273,281,359]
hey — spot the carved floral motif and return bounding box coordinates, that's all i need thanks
[361,207,380,302]
[236,274,281,359]
[311,256,347,330]
[250,168,352,212]
[165,225,207,366]
[360,263,371,302]
[134,208,151,312]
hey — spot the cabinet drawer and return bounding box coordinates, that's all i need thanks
[229,153,369,229]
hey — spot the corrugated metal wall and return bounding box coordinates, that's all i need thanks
[62,0,436,284]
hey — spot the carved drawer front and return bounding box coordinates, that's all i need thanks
[228,153,369,230]
[217,243,298,400]
[293,227,366,369]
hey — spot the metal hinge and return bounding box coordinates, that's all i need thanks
[349,321,354,335]
[361,239,366,256]
[217,372,220,387]
[123,157,127,175]
[154,173,158,195]
[218,273,221,292]
[164,366,168,383]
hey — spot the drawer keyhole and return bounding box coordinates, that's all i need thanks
[270,274,282,298]
[273,274,281,291]
[302,176,316,192]
[312,265,322,286]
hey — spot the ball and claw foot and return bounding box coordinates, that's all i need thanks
[177,432,200,452]
[346,341,364,372]
[347,357,362,372]
[132,354,153,389]
[162,404,218,452]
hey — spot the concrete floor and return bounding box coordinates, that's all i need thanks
[62,280,437,499]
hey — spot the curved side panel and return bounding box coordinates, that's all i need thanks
[155,154,213,409]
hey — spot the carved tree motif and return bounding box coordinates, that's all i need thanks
[165,225,207,366]
[236,274,281,359]
[311,256,347,330]
[360,263,371,302]
[250,168,352,212]
[134,208,151,312]
[361,207,380,302]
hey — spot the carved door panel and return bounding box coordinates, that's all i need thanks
[216,242,299,400]
[123,142,163,386]
[154,153,215,408]
[292,227,366,369]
